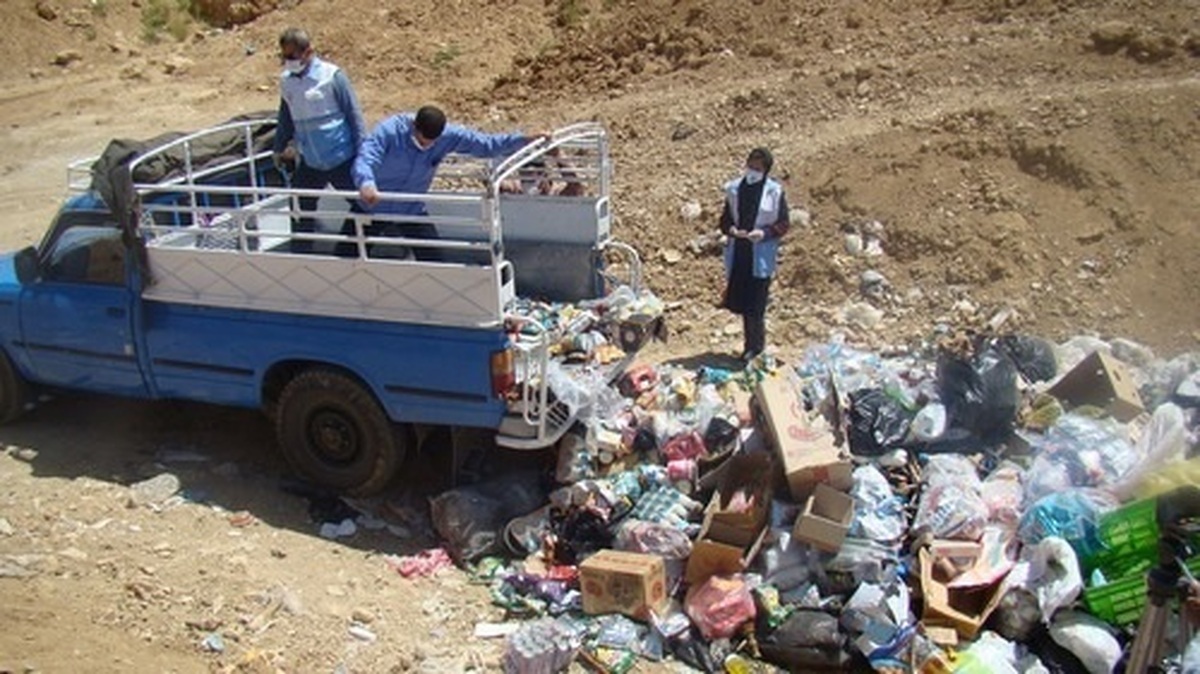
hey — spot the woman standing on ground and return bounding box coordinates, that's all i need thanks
[719,147,791,363]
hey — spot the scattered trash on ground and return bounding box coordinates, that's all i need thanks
[379,325,1200,672]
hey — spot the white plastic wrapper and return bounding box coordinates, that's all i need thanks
[1048,611,1121,674]
[849,465,907,542]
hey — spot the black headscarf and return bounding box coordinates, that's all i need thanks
[735,147,774,231]
[747,147,774,175]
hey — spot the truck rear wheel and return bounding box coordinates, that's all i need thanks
[0,350,30,424]
[275,368,404,495]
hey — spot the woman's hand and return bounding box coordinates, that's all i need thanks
[745,229,765,242]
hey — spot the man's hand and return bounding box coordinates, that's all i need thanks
[745,229,765,242]
[272,147,297,173]
[359,184,381,207]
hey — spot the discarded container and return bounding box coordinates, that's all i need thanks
[755,376,852,501]
[684,574,756,640]
[504,618,582,674]
[793,484,855,553]
[579,550,668,621]
[1047,350,1145,422]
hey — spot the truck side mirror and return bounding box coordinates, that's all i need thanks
[14,246,39,285]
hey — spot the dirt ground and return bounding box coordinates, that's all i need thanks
[1,0,1198,671]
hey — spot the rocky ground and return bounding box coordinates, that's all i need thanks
[0,0,1198,671]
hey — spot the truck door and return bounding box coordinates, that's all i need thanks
[17,209,147,396]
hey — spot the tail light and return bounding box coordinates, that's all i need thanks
[490,348,515,398]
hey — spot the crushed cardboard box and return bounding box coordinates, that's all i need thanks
[754,376,853,502]
[1048,350,1145,422]
[918,547,1008,639]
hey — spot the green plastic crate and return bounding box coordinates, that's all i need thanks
[1081,498,1160,578]
[1084,556,1200,626]
[1084,572,1150,626]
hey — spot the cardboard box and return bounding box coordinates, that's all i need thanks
[918,548,1007,639]
[685,521,768,586]
[1048,350,1145,422]
[793,483,855,553]
[754,376,853,502]
[704,452,773,544]
[579,550,668,620]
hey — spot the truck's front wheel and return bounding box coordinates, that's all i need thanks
[275,369,404,495]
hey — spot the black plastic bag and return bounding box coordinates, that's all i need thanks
[999,334,1058,383]
[670,629,719,673]
[703,416,740,455]
[429,471,547,563]
[938,347,1020,442]
[759,611,850,671]
[767,610,842,649]
[848,388,913,456]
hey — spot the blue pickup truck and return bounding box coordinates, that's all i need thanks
[0,116,657,494]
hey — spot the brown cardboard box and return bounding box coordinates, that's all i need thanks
[704,452,773,544]
[1048,350,1145,422]
[579,550,668,620]
[793,483,855,552]
[685,521,768,586]
[754,376,853,502]
[918,548,1007,639]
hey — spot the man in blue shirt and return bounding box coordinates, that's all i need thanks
[353,105,540,261]
[273,28,366,254]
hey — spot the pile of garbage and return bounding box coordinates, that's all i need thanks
[425,325,1200,673]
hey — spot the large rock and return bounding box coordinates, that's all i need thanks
[35,0,58,21]
[1090,21,1137,54]
[191,0,278,27]
[52,50,82,67]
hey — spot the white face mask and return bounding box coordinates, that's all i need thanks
[411,134,432,152]
[284,59,307,75]
[744,169,764,184]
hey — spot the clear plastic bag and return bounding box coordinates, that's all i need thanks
[555,430,594,484]
[1111,402,1188,501]
[913,482,989,541]
[981,461,1024,527]
[545,360,593,414]
[613,519,693,560]
[908,403,948,443]
[1022,414,1136,502]
[923,454,982,491]
[849,465,907,543]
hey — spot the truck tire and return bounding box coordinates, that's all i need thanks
[0,350,30,424]
[275,368,404,495]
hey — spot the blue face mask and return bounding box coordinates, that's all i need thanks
[411,134,432,152]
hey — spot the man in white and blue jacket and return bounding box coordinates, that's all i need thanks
[273,28,366,254]
[719,147,791,362]
[353,105,540,261]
